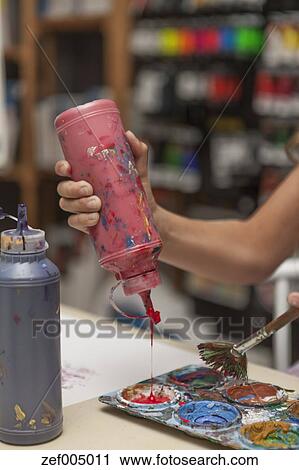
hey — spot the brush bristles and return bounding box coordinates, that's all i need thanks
[198,342,248,381]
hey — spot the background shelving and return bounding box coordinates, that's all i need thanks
[1,0,299,364]
[1,0,131,227]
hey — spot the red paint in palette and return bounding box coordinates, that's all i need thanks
[121,383,177,407]
[131,391,170,405]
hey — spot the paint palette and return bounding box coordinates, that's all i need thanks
[99,365,299,449]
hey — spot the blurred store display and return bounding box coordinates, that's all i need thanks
[35,87,111,170]
[2,0,299,361]
[210,132,260,189]
[263,13,299,68]
[38,0,112,17]
[258,118,297,167]
[131,17,264,58]
[1,0,129,227]
[133,0,266,15]
[131,0,299,346]
[1,0,19,48]
[134,67,244,114]
[254,71,299,117]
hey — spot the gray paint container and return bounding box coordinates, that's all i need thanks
[0,205,63,445]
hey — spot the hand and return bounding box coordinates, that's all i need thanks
[55,131,157,234]
[288,293,299,308]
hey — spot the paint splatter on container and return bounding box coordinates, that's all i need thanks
[177,400,241,430]
[240,421,299,449]
[224,382,287,407]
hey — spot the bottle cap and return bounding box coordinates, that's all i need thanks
[1,204,48,254]
[54,99,119,133]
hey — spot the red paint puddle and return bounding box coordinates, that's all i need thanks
[131,392,170,405]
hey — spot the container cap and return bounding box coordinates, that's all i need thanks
[122,270,161,297]
[54,99,119,132]
[1,204,48,254]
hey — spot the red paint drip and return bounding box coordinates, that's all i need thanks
[139,290,161,403]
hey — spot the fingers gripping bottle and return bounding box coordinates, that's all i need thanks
[0,204,63,445]
[55,100,162,323]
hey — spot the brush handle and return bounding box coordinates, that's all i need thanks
[235,306,299,355]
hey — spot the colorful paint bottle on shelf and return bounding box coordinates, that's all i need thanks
[55,100,162,323]
[0,204,62,445]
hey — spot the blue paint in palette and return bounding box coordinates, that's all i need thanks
[178,400,241,430]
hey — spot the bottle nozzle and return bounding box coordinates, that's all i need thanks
[1,204,47,254]
[17,204,29,235]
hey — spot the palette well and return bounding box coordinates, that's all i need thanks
[99,365,299,449]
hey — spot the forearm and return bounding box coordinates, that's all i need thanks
[155,166,299,285]
[156,207,261,284]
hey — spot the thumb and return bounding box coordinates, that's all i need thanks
[126,130,149,179]
[288,293,299,308]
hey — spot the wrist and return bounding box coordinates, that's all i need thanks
[154,205,170,245]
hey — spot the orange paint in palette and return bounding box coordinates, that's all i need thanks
[240,421,299,449]
[193,390,225,402]
[287,401,299,423]
[225,382,287,407]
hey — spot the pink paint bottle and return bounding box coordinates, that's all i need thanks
[55,100,162,322]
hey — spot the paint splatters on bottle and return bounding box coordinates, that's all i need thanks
[101,214,109,231]
[14,404,26,422]
[13,314,21,325]
[41,263,52,277]
[29,419,37,430]
[126,236,136,249]
[143,233,151,244]
[41,401,56,426]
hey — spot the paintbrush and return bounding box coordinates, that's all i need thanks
[198,306,299,381]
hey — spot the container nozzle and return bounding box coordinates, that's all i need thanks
[1,204,48,254]
[16,203,29,235]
